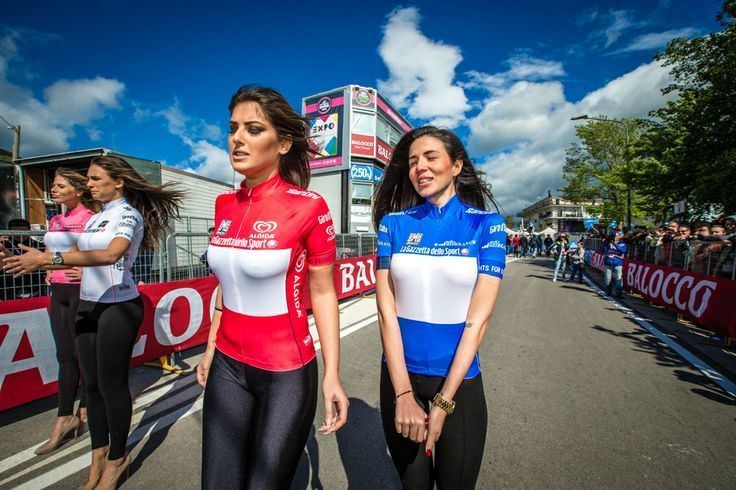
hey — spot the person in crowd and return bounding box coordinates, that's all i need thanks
[694,223,710,239]
[724,216,736,236]
[196,85,348,489]
[512,234,520,258]
[603,230,627,297]
[710,223,725,237]
[544,234,553,256]
[667,220,679,234]
[529,234,539,258]
[519,233,528,258]
[567,241,585,284]
[675,225,691,240]
[551,233,569,282]
[373,126,505,489]
[506,235,513,255]
[199,226,215,274]
[2,156,183,489]
[35,169,97,455]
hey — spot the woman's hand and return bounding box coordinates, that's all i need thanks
[45,271,52,286]
[196,348,215,388]
[319,372,349,434]
[395,394,428,443]
[424,405,448,457]
[64,267,83,281]
[2,244,49,276]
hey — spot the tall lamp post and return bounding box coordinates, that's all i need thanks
[0,113,24,219]
[571,114,632,229]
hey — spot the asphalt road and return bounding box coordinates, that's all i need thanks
[1,258,735,489]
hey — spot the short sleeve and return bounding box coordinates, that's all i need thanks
[478,214,507,279]
[376,215,393,270]
[304,198,336,267]
[114,210,143,242]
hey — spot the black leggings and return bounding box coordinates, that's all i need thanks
[202,350,318,489]
[75,297,143,460]
[380,363,488,489]
[49,283,85,416]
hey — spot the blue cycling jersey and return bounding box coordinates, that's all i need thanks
[377,195,507,378]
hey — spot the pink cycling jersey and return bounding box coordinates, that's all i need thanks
[44,204,95,284]
[207,174,336,371]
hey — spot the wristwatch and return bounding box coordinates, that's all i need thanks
[432,392,456,415]
[52,252,64,265]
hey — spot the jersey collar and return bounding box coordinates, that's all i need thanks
[422,194,461,219]
[102,197,127,212]
[240,173,286,202]
[64,203,89,218]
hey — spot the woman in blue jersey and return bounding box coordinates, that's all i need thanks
[373,126,506,489]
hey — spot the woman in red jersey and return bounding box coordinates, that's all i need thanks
[197,85,349,489]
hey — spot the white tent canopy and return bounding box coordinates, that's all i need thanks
[537,226,557,236]
[507,229,520,235]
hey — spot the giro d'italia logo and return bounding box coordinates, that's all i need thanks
[317,97,331,114]
[354,88,372,107]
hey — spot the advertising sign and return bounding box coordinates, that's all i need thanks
[351,86,376,112]
[304,90,345,170]
[350,134,375,158]
[622,259,736,338]
[0,256,378,411]
[377,94,412,133]
[349,164,384,184]
[376,137,393,164]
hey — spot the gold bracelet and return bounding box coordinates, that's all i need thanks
[432,392,456,415]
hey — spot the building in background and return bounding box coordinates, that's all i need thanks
[302,85,412,234]
[518,191,601,234]
[0,148,19,229]
[10,148,231,231]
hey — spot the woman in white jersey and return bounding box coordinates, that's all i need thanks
[2,156,182,489]
[35,168,97,455]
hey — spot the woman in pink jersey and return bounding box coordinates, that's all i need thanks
[38,169,97,455]
[196,85,349,489]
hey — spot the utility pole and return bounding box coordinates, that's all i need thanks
[1,113,25,219]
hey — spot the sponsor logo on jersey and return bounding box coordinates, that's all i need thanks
[317,212,332,225]
[295,251,307,273]
[286,188,319,200]
[114,257,126,271]
[379,224,388,234]
[266,239,278,248]
[211,236,279,249]
[303,335,312,346]
[97,220,109,229]
[326,225,335,241]
[489,223,506,235]
[293,271,304,317]
[481,240,506,250]
[461,248,470,256]
[253,221,277,233]
[216,219,231,236]
[406,233,423,245]
[465,208,492,215]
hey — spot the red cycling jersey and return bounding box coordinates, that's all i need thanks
[207,174,336,371]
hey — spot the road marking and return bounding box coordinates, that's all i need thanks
[583,276,736,399]
[1,308,379,489]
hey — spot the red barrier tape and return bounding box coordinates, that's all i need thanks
[623,258,736,338]
[0,255,377,411]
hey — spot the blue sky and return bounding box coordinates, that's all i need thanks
[0,0,722,213]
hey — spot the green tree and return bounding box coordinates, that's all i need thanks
[503,214,516,230]
[562,119,647,227]
[635,1,736,217]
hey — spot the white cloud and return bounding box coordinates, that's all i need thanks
[465,54,566,94]
[616,27,700,52]
[0,30,124,156]
[142,100,233,184]
[601,10,634,48]
[470,60,676,214]
[377,7,469,128]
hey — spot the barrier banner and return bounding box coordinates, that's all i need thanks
[0,255,377,411]
[623,259,736,338]
[585,250,606,272]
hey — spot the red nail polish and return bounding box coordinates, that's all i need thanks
[426,449,432,457]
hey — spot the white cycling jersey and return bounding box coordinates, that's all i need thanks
[77,197,144,303]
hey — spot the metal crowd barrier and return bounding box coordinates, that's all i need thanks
[0,229,377,301]
[585,237,736,281]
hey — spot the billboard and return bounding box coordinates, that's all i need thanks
[304,90,345,170]
[377,94,412,133]
[376,137,393,164]
[350,163,384,184]
[351,86,376,112]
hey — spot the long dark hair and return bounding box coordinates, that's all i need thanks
[89,156,184,250]
[54,168,99,213]
[228,85,312,189]
[372,126,497,229]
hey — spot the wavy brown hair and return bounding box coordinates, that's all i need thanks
[89,156,184,249]
[54,168,99,213]
[228,85,312,189]
[372,126,498,229]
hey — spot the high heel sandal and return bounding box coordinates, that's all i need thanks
[34,417,81,456]
[94,453,131,490]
